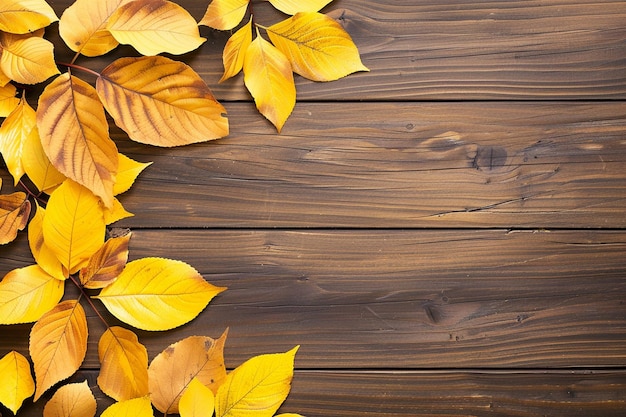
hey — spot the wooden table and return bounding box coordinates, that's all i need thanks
[2,1,626,415]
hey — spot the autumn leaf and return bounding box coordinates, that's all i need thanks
[0,34,59,84]
[179,378,215,417]
[98,326,149,401]
[219,17,252,83]
[101,396,153,417]
[199,0,249,31]
[0,0,58,34]
[243,32,295,132]
[0,83,19,116]
[113,153,152,196]
[0,191,30,245]
[0,264,64,324]
[30,300,89,401]
[103,197,134,224]
[28,203,67,280]
[43,381,96,417]
[148,331,228,414]
[268,0,333,15]
[22,119,66,194]
[37,73,118,208]
[215,346,299,417]
[80,232,131,289]
[0,96,36,185]
[266,12,369,81]
[0,351,35,414]
[97,56,229,147]
[107,0,206,56]
[96,257,226,331]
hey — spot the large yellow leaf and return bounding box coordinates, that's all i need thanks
[37,73,118,208]
[0,96,35,185]
[101,396,153,417]
[0,264,64,324]
[219,17,252,83]
[179,378,215,417]
[243,33,295,132]
[80,232,130,289]
[0,0,58,34]
[30,300,88,401]
[113,153,151,196]
[0,83,19,116]
[0,351,35,414]
[97,257,226,331]
[42,179,106,275]
[43,381,96,417]
[0,35,59,84]
[22,120,66,194]
[107,0,206,56]
[96,56,228,146]
[199,0,248,31]
[28,203,67,280]
[215,346,299,417]
[59,0,133,57]
[0,191,30,245]
[98,326,149,401]
[268,0,332,15]
[266,12,368,82]
[148,331,228,414]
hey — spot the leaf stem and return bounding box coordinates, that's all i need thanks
[18,179,47,206]
[68,274,111,330]
[58,62,101,78]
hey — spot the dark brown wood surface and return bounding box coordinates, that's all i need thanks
[1,0,626,416]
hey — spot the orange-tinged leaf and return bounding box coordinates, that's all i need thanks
[0,83,19,116]
[22,121,66,194]
[0,35,59,84]
[43,381,96,417]
[266,12,369,81]
[0,191,30,245]
[30,300,88,401]
[148,331,228,414]
[80,232,130,289]
[59,0,133,57]
[0,96,36,185]
[42,179,106,275]
[0,68,11,87]
[219,18,251,83]
[97,257,226,331]
[98,326,149,401]
[107,0,206,56]
[268,0,333,15]
[0,264,64,324]
[113,153,151,196]
[29,203,67,280]
[37,73,118,208]
[199,0,248,31]
[243,33,295,132]
[101,396,153,417]
[103,197,133,224]
[0,351,34,414]
[97,56,228,147]
[179,378,215,417]
[0,0,58,34]
[215,346,299,417]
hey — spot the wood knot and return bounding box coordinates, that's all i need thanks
[472,145,508,171]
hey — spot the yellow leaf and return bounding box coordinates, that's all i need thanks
[30,300,88,401]
[37,73,118,208]
[101,396,153,417]
[22,120,66,194]
[0,83,19,116]
[28,203,67,280]
[268,0,333,15]
[148,331,228,414]
[43,381,96,417]
[0,264,64,324]
[59,0,133,57]
[42,179,106,275]
[97,257,226,331]
[0,191,30,245]
[0,351,35,414]
[0,96,35,185]
[266,12,368,81]
[98,326,149,401]
[0,68,11,86]
[199,0,248,31]
[107,0,206,56]
[0,35,59,84]
[0,0,58,34]
[80,232,131,289]
[113,153,151,196]
[179,378,215,417]
[103,197,134,224]
[97,56,228,147]
[275,414,305,417]
[219,17,252,83]
[243,33,295,132]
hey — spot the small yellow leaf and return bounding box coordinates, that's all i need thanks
[266,12,368,81]
[0,96,36,185]
[97,56,228,147]
[0,83,19,116]
[0,264,64,324]
[113,153,152,196]
[28,203,67,280]
[42,179,106,275]
[30,300,88,401]
[268,0,333,15]
[22,120,66,194]
[179,378,215,417]
[0,0,58,34]
[0,351,35,414]
[275,414,305,417]
[0,191,30,245]
[148,331,228,414]
[107,0,206,56]
[219,17,252,83]
[98,326,149,401]
[97,257,226,331]
[199,0,249,31]
[43,381,96,417]
[80,232,131,289]
[0,35,59,84]
[215,346,299,417]
[243,33,295,132]
[103,197,134,224]
[101,396,153,417]
[37,73,118,208]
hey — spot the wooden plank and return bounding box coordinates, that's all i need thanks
[2,229,626,368]
[44,0,626,100]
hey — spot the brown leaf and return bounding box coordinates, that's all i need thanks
[80,232,131,289]
[0,191,30,245]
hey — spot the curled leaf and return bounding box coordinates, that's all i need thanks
[43,381,96,417]
[0,35,59,84]
[0,191,30,245]
[0,351,35,414]
[268,0,333,15]
[219,17,252,83]
[101,396,153,417]
[199,0,249,31]
[80,232,131,289]
[179,378,215,417]
[0,0,58,34]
